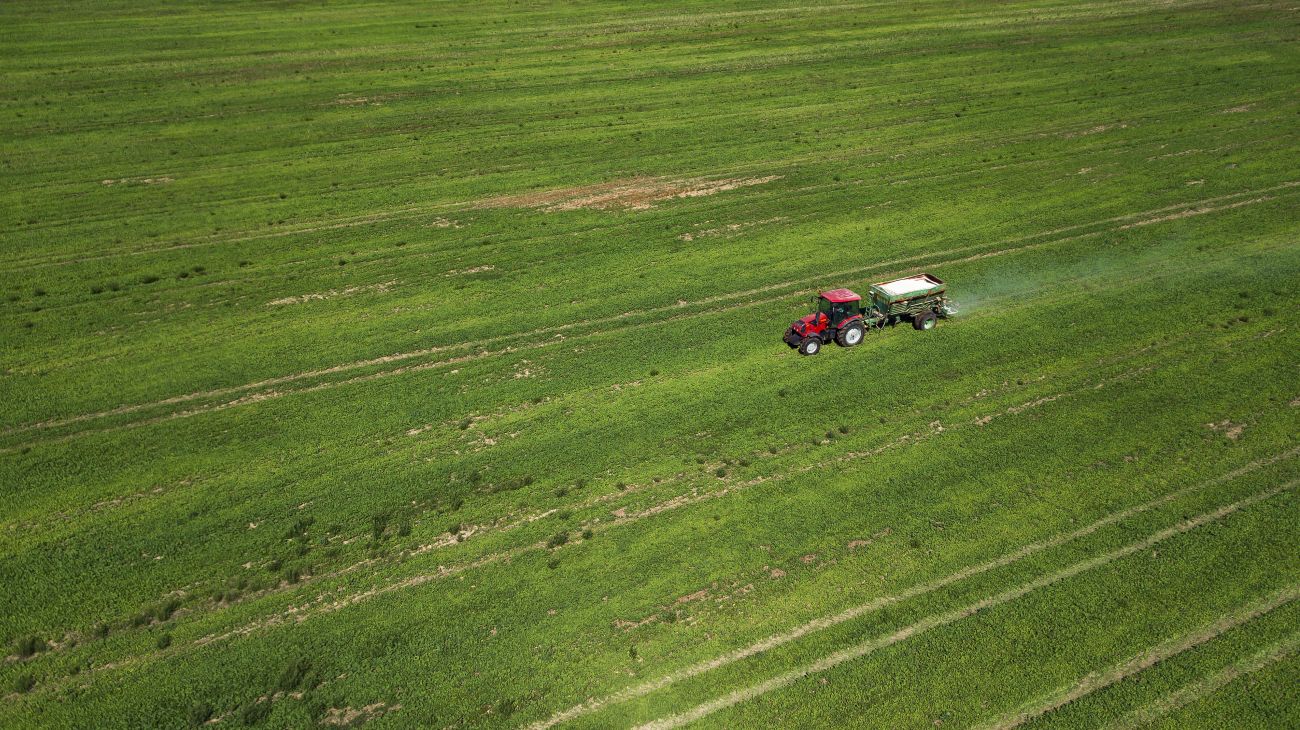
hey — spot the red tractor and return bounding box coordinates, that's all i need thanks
[782,288,866,356]
[783,274,957,356]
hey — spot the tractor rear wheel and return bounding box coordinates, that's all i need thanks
[798,337,822,356]
[836,323,864,347]
[913,311,937,331]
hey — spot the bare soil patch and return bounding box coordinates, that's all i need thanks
[679,216,787,241]
[100,176,174,186]
[322,702,400,726]
[476,175,781,212]
[267,280,396,306]
[1061,122,1128,139]
[1206,419,1245,440]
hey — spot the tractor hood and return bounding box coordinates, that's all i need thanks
[790,312,827,334]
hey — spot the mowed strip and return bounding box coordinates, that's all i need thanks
[528,447,1299,729]
[629,480,1298,730]
[1101,630,1300,730]
[4,181,1295,449]
[973,586,1300,730]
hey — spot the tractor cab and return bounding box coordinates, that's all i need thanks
[783,288,866,355]
[816,288,862,326]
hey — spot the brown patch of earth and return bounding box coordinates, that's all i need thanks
[101,176,174,186]
[676,589,709,604]
[1061,122,1128,139]
[1206,419,1245,440]
[267,280,396,306]
[679,216,787,241]
[321,702,399,726]
[444,264,493,276]
[476,175,781,212]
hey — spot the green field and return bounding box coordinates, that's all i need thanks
[2,0,1298,727]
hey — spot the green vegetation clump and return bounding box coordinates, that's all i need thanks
[238,701,270,726]
[275,657,312,692]
[14,635,46,658]
[187,702,213,727]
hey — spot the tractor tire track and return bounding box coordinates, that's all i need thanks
[0,234,1224,456]
[1,324,1204,668]
[28,340,1288,697]
[2,25,1242,271]
[6,182,1294,447]
[631,482,1299,730]
[974,584,1300,730]
[129,334,1278,647]
[1101,629,1300,730]
[527,446,1300,730]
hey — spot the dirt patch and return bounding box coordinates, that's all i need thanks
[321,702,399,726]
[476,175,781,212]
[1061,122,1128,139]
[1119,197,1271,229]
[767,567,786,579]
[1220,103,1255,114]
[101,176,174,186]
[1206,419,1245,440]
[676,589,709,605]
[267,280,396,306]
[679,216,787,241]
[444,264,493,276]
[330,93,400,106]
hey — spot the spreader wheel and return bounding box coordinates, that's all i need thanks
[836,323,864,347]
[798,337,822,356]
[913,311,937,331]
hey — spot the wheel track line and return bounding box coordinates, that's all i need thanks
[6,91,1272,273]
[1101,629,1300,730]
[5,224,1290,458]
[527,447,1300,730]
[974,584,1300,730]
[0,1,1276,266]
[7,182,1294,442]
[188,341,1273,652]
[631,481,1299,730]
[6,320,1198,668]
[0,236,1217,455]
[1,324,1197,659]
[195,361,1143,648]
[29,340,1283,692]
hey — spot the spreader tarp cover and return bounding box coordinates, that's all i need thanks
[872,274,944,302]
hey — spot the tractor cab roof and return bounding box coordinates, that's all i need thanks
[820,288,861,303]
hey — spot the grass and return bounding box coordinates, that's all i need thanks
[1,0,1298,727]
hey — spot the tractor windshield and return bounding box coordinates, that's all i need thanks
[817,296,834,316]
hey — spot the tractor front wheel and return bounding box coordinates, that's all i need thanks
[798,337,822,356]
[913,311,937,331]
[837,323,864,347]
